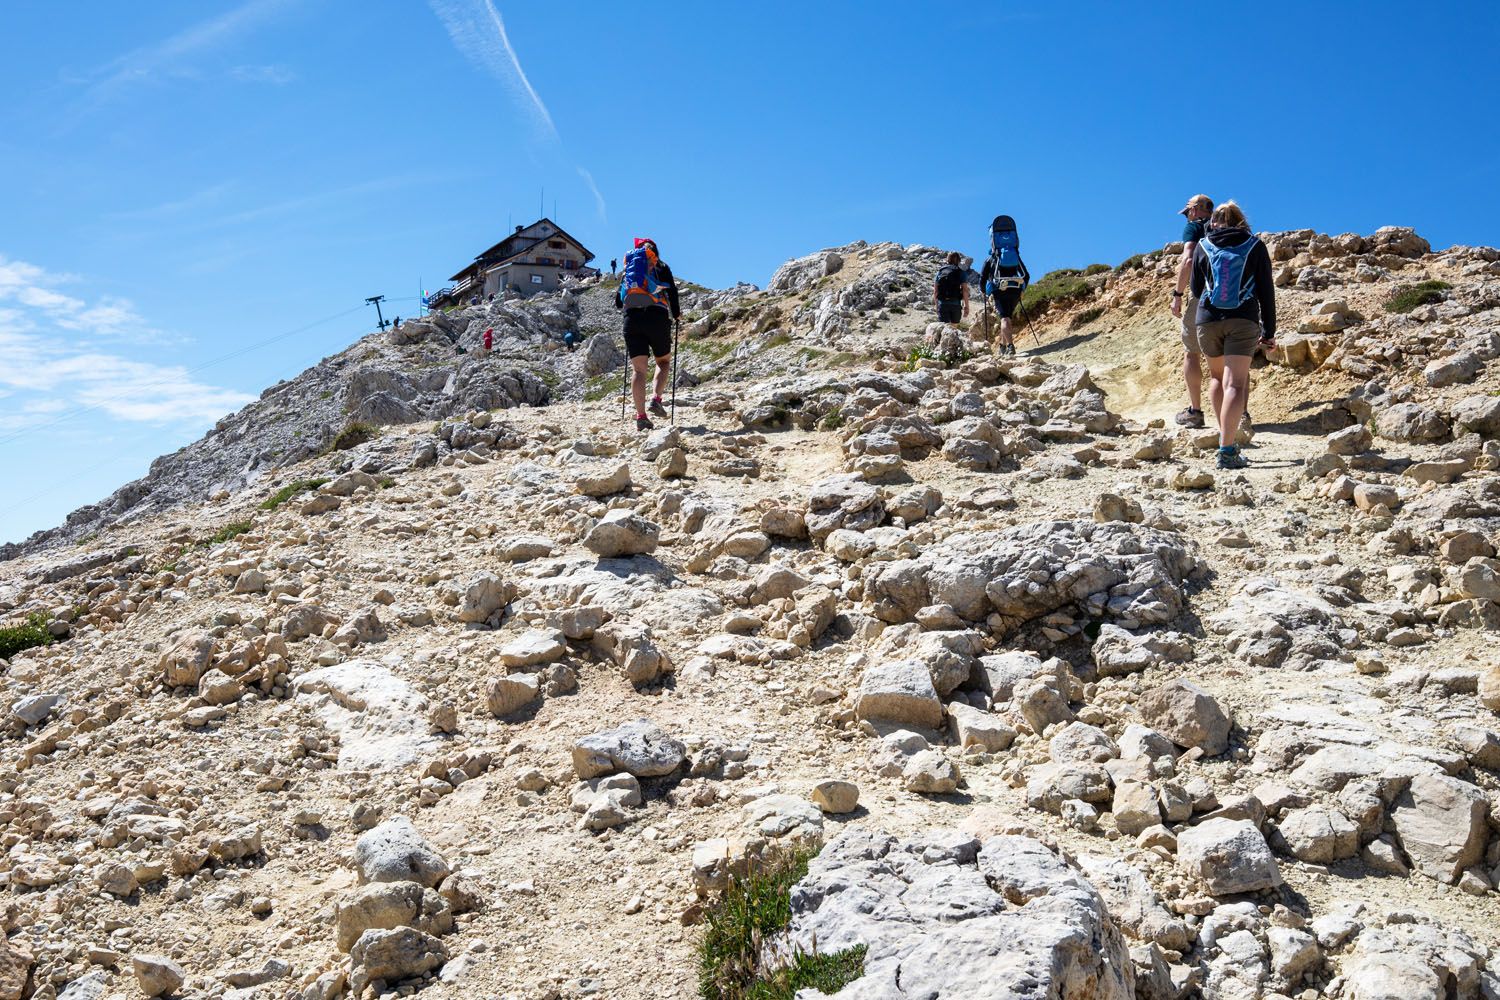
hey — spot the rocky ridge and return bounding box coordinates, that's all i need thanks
[0,227,1498,998]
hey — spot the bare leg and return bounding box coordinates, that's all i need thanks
[1217,355,1252,448]
[631,356,648,415]
[1000,317,1014,347]
[1184,351,1203,411]
[1207,355,1226,437]
[653,354,670,400]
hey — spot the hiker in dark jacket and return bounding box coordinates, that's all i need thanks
[932,252,970,324]
[980,252,1030,356]
[614,238,681,430]
[1190,201,1277,470]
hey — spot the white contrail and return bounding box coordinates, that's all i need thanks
[429,0,606,221]
[577,167,608,222]
[429,0,558,143]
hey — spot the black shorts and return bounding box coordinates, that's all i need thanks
[937,301,963,323]
[992,290,1022,319]
[623,308,672,358]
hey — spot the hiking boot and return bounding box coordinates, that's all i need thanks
[1216,446,1249,470]
[1175,406,1206,428]
[635,415,654,431]
[648,399,668,418]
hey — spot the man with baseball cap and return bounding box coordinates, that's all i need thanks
[1171,194,1214,427]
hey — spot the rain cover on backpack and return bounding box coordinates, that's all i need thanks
[1202,235,1258,309]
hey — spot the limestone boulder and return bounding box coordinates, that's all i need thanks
[350,927,447,995]
[1390,773,1488,884]
[1177,818,1282,895]
[855,659,944,730]
[353,816,451,889]
[1275,806,1359,864]
[1138,679,1232,755]
[780,830,1134,1000]
[131,955,185,999]
[582,509,660,558]
[571,719,686,779]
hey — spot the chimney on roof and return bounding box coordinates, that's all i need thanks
[515,225,523,233]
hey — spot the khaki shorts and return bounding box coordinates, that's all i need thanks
[1180,309,1200,353]
[1197,317,1263,358]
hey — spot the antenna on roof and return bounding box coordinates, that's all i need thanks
[539,187,544,220]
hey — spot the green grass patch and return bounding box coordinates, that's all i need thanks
[1119,253,1146,270]
[328,421,377,452]
[1083,263,1110,276]
[1384,280,1453,314]
[260,478,329,511]
[888,305,906,314]
[693,338,737,361]
[697,851,865,1000]
[584,373,625,402]
[905,344,971,370]
[819,409,846,431]
[534,366,561,389]
[1071,305,1105,328]
[765,333,792,349]
[199,521,252,547]
[0,614,54,660]
[1021,268,1092,314]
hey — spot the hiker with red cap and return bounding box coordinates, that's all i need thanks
[615,237,681,430]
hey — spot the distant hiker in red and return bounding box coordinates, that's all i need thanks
[615,237,681,431]
[483,327,494,354]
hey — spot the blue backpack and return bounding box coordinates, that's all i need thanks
[991,229,1020,269]
[620,244,668,311]
[1202,235,1258,309]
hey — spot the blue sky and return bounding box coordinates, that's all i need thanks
[2,1,1496,546]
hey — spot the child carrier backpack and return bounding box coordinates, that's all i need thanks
[934,264,966,301]
[620,241,668,310]
[986,215,1025,293]
[1201,235,1259,309]
[990,215,1021,269]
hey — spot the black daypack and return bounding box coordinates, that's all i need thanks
[935,264,966,301]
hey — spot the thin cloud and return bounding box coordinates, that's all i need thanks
[0,257,253,431]
[0,255,159,342]
[107,182,236,222]
[184,172,447,233]
[230,64,297,85]
[62,0,296,121]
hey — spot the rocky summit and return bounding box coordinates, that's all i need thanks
[0,228,1498,999]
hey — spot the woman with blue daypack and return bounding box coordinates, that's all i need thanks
[1189,201,1277,470]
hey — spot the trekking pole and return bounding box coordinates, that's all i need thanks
[619,338,628,425]
[670,317,680,427]
[1022,302,1042,347]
